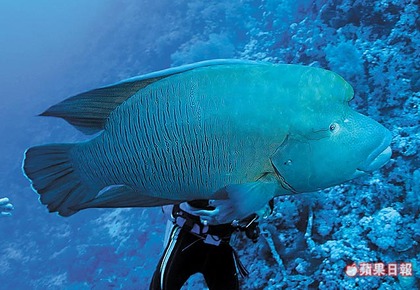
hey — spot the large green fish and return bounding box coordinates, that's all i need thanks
[23,60,392,219]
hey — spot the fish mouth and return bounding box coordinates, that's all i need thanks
[356,134,392,173]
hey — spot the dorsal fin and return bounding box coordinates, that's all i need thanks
[40,59,262,135]
[40,80,158,134]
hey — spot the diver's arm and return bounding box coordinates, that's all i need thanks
[0,197,14,217]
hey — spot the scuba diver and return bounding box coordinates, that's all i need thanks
[0,197,13,217]
[149,199,274,290]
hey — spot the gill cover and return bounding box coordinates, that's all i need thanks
[271,135,314,193]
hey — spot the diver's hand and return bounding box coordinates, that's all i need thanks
[182,200,271,225]
[180,200,237,225]
[0,197,14,217]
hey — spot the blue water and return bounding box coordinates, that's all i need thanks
[0,0,418,289]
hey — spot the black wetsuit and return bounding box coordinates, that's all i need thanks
[149,200,252,290]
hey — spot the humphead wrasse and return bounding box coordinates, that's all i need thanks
[23,60,392,218]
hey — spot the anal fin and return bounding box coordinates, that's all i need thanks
[72,185,178,210]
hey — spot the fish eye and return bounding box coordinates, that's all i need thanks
[329,123,338,132]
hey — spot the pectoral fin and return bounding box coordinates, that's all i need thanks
[212,174,279,222]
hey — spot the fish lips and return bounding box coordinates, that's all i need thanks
[356,133,393,173]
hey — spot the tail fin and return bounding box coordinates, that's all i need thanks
[23,144,95,217]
